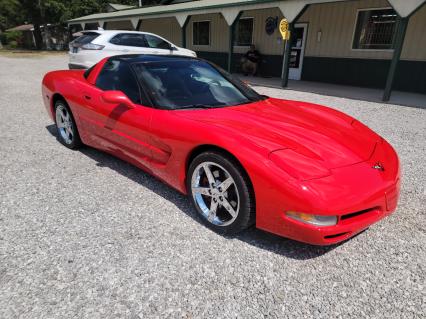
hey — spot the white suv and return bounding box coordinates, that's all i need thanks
[69,30,197,69]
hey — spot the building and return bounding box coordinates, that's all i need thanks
[68,0,426,100]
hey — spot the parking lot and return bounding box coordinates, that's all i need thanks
[0,53,425,318]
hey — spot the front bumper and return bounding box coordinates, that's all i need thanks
[255,139,401,245]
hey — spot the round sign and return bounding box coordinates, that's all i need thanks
[279,19,289,35]
[265,16,278,35]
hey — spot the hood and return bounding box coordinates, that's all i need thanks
[176,47,197,57]
[174,98,380,169]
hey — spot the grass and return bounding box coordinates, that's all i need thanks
[0,49,67,58]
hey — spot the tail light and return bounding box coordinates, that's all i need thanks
[81,43,105,50]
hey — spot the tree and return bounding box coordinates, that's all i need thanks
[1,1,163,49]
[0,0,22,31]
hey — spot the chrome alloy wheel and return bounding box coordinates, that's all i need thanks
[191,162,240,226]
[55,104,74,144]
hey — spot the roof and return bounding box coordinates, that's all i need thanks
[68,0,274,23]
[112,54,197,63]
[107,3,136,11]
[6,24,34,31]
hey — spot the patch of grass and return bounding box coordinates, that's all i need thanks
[0,49,67,58]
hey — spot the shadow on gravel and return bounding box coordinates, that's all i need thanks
[46,124,345,260]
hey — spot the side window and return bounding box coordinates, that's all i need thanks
[110,33,147,47]
[96,60,141,104]
[144,34,171,50]
[352,8,397,50]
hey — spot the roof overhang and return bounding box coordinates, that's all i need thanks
[68,0,426,27]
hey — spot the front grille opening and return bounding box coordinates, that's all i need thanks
[324,232,350,239]
[340,207,376,221]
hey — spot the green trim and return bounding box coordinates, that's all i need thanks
[302,56,426,94]
[383,16,409,101]
[281,23,294,87]
[228,11,243,73]
[181,16,189,48]
[68,0,282,23]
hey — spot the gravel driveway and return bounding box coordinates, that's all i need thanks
[0,54,425,318]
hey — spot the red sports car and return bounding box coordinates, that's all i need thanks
[42,55,400,245]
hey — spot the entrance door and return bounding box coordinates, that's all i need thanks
[289,23,308,80]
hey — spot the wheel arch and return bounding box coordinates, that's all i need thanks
[184,144,256,206]
[51,93,67,119]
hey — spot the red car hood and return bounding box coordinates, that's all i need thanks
[175,98,380,169]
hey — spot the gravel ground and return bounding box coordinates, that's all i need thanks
[0,54,425,319]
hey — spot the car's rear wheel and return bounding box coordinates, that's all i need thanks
[55,100,82,149]
[187,151,255,234]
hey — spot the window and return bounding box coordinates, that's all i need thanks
[144,34,171,50]
[72,32,100,45]
[110,33,147,47]
[132,59,263,109]
[352,8,397,50]
[235,18,254,46]
[193,21,210,46]
[96,59,142,104]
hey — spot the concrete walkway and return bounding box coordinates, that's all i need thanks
[239,75,426,109]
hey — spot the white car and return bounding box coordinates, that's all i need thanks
[68,30,197,69]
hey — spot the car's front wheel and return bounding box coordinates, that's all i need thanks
[55,100,82,149]
[187,151,255,234]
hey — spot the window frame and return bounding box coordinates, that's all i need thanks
[143,33,173,50]
[234,17,254,48]
[192,20,211,47]
[350,7,397,52]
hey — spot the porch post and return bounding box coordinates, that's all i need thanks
[382,16,409,101]
[228,12,242,73]
[181,17,189,48]
[281,22,294,87]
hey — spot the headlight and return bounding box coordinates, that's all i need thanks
[286,211,337,226]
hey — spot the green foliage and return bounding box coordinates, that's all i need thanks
[0,0,21,31]
[1,1,153,30]
[0,30,22,46]
[7,40,18,48]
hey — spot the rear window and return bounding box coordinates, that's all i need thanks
[73,32,100,45]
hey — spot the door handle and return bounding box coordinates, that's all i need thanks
[84,95,91,100]
[123,49,130,52]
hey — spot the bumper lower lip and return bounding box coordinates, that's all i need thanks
[281,207,392,245]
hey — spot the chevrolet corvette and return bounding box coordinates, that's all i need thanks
[42,55,400,245]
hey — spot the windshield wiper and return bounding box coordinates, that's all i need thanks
[177,103,226,110]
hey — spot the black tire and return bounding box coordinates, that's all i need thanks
[54,99,82,149]
[187,150,255,235]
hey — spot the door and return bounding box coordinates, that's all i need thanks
[289,23,308,80]
[79,59,154,169]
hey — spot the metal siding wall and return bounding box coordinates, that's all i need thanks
[235,8,284,55]
[139,17,181,45]
[187,13,228,52]
[402,3,426,61]
[104,20,134,30]
[299,0,394,60]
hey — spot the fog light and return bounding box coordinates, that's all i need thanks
[285,211,337,226]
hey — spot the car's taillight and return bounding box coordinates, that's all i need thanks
[81,43,104,50]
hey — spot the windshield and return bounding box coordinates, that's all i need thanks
[131,59,263,109]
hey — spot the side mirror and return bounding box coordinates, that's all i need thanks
[101,90,135,109]
[170,45,178,51]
